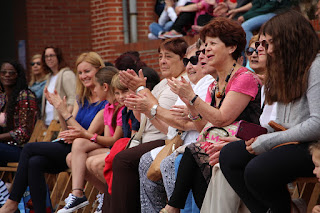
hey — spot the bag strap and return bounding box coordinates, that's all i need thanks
[134,115,147,140]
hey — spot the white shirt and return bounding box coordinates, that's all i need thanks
[45,74,58,126]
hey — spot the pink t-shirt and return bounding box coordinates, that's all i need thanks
[205,67,261,103]
[103,103,124,136]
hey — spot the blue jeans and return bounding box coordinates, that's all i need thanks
[149,21,174,37]
[242,13,276,48]
[0,143,22,166]
[175,154,200,213]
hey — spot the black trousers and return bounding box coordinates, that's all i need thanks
[168,147,209,209]
[9,142,71,213]
[220,140,314,213]
[170,2,195,34]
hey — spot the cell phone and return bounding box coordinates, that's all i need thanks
[51,138,64,143]
[235,120,267,141]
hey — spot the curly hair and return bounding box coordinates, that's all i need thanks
[199,17,246,60]
[41,46,68,74]
[0,60,29,130]
[115,51,147,73]
[262,10,320,104]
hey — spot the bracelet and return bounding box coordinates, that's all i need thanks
[136,86,146,94]
[90,133,98,143]
[188,113,202,121]
[65,114,73,123]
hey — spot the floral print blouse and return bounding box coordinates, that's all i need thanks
[0,89,38,146]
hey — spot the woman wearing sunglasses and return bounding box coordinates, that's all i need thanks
[160,17,262,213]
[137,40,214,213]
[29,54,49,110]
[220,10,320,213]
[0,60,38,166]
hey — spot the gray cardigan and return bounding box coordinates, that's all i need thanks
[252,54,320,154]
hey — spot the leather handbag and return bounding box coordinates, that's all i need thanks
[147,130,184,181]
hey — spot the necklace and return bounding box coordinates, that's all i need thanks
[215,63,236,98]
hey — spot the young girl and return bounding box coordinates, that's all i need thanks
[58,67,125,213]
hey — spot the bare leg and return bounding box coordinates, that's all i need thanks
[70,138,105,197]
[86,152,109,192]
[0,199,18,213]
[161,205,180,213]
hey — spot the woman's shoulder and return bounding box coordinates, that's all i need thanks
[17,89,37,101]
[233,67,261,84]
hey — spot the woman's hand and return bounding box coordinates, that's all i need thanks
[227,9,238,19]
[245,137,257,155]
[119,69,146,92]
[312,205,320,213]
[207,141,229,166]
[124,92,156,114]
[213,2,229,17]
[168,76,195,104]
[170,105,190,121]
[44,88,68,114]
[59,126,86,144]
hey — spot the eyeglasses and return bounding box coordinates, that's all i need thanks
[195,50,201,56]
[255,40,269,50]
[45,54,56,59]
[246,47,258,56]
[200,49,206,55]
[183,55,199,66]
[0,70,17,77]
[30,62,41,66]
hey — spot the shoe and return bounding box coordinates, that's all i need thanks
[57,193,89,213]
[94,193,104,213]
[164,31,183,38]
[158,32,166,39]
[148,33,158,40]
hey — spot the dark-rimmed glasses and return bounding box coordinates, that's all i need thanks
[45,54,56,59]
[246,47,258,56]
[30,62,41,66]
[183,55,199,66]
[0,70,17,77]
[255,40,269,50]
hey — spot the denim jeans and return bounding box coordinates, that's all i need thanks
[149,21,174,37]
[242,13,276,48]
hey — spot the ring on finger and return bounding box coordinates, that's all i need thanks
[181,113,185,117]
[134,105,136,109]
[174,83,177,86]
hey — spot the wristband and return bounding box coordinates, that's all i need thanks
[65,114,73,123]
[189,95,198,106]
[90,133,98,143]
[188,113,202,121]
[136,86,146,94]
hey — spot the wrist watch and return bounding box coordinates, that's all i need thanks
[90,133,98,143]
[189,95,198,106]
[150,104,158,120]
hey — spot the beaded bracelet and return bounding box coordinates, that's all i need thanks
[188,113,202,121]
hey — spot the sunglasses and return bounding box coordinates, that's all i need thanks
[255,40,269,50]
[183,55,199,66]
[246,47,258,56]
[0,70,17,77]
[30,62,41,66]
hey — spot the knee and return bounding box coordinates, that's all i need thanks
[71,138,88,152]
[139,152,152,175]
[243,162,265,189]
[86,156,104,174]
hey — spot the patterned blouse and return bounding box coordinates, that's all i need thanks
[0,89,38,146]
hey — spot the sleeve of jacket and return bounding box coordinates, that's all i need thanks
[61,70,76,106]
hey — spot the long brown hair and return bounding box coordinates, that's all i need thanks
[41,46,68,74]
[263,10,320,104]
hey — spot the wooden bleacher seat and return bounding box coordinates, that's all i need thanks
[291,177,320,213]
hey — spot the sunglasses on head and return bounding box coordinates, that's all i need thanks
[255,40,269,50]
[246,47,258,56]
[30,62,41,66]
[183,55,199,66]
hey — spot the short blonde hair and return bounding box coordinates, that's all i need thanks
[29,54,48,86]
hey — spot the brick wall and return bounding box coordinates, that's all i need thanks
[26,0,92,71]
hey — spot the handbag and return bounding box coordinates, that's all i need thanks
[189,121,240,184]
[147,130,184,182]
[125,116,147,149]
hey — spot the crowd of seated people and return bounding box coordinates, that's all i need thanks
[0,7,320,213]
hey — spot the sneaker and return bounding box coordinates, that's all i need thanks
[148,33,158,40]
[94,193,104,213]
[164,31,183,38]
[57,193,89,213]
